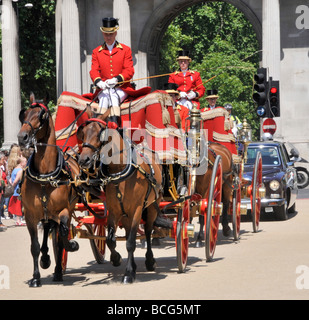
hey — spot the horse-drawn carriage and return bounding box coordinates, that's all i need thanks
[17,89,264,286]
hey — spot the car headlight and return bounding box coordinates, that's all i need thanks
[269,180,280,191]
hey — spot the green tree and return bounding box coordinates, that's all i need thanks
[160,2,260,138]
[0,0,56,144]
[19,0,56,108]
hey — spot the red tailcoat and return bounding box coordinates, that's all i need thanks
[168,70,205,100]
[90,41,134,92]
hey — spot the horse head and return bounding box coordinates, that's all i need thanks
[18,101,50,149]
[77,116,108,170]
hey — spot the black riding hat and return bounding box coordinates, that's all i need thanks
[100,17,119,33]
[176,50,192,62]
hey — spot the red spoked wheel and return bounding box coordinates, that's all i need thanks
[232,165,242,241]
[176,197,190,273]
[251,151,263,233]
[86,223,106,264]
[205,155,223,262]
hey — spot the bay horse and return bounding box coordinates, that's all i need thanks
[77,108,164,283]
[17,95,81,287]
[194,141,235,247]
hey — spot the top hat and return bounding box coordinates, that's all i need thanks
[100,17,119,33]
[224,103,233,110]
[206,89,219,99]
[163,83,180,97]
[176,50,192,63]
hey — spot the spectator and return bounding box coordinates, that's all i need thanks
[0,152,7,230]
[0,150,10,222]
[8,156,27,226]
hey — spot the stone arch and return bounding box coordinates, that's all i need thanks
[139,0,262,87]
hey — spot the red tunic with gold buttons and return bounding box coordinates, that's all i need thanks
[90,41,134,92]
[168,70,205,101]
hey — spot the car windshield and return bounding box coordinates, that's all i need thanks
[246,146,281,166]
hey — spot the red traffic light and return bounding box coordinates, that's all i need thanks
[270,87,277,94]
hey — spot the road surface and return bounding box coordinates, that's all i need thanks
[1,190,309,301]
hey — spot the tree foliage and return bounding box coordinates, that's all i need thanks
[0,0,56,144]
[18,0,56,108]
[159,2,261,138]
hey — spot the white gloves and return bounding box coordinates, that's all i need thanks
[96,80,108,90]
[187,91,197,100]
[179,91,187,99]
[179,91,196,100]
[96,77,119,90]
[106,77,118,88]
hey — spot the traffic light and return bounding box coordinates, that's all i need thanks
[253,68,268,117]
[269,80,280,117]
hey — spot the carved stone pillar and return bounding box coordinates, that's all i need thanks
[262,0,281,80]
[113,0,131,47]
[61,0,82,94]
[1,0,21,148]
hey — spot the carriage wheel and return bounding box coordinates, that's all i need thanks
[176,198,190,273]
[86,223,106,264]
[51,226,69,274]
[251,151,262,233]
[205,155,223,262]
[232,188,241,241]
[232,165,242,241]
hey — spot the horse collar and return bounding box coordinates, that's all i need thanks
[26,150,70,186]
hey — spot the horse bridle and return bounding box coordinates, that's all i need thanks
[78,118,108,170]
[19,103,50,148]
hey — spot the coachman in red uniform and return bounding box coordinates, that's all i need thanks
[90,17,135,126]
[201,89,238,155]
[168,50,205,110]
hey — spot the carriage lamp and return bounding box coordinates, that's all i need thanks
[239,118,252,166]
[189,104,202,132]
[187,104,202,166]
[239,118,252,143]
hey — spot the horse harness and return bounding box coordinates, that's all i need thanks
[80,118,160,218]
[22,150,77,222]
[100,134,160,218]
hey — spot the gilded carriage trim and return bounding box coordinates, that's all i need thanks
[213,131,236,143]
[145,121,170,138]
[55,126,77,140]
[201,108,231,130]
[120,91,173,124]
[57,95,100,113]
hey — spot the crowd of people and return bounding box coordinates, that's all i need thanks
[0,144,29,231]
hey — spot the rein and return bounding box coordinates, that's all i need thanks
[80,118,160,215]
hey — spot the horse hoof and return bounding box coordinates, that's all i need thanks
[110,253,122,267]
[28,278,41,288]
[122,275,135,284]
[40,256,51,269]
[145,259,157,271]
[222,225,231,237]
[69,240,79,252]
[53,273,63,282]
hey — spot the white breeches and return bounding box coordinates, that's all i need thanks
[178,98,193,110]
[98,88,128,116]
